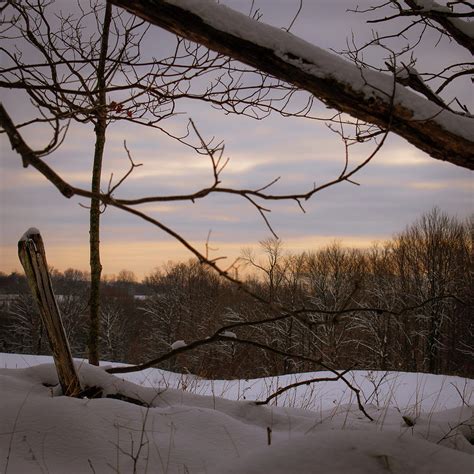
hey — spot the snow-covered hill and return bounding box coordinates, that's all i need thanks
[1,353,472,473]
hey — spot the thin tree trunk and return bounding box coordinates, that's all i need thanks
[88,2,112,366]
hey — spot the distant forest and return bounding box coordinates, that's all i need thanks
[1,209,472,378]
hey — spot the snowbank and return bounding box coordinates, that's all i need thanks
[0,353,472,473]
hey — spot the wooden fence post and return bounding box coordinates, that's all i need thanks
[18,228,82,397]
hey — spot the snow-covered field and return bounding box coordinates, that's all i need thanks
[1,353,472,473]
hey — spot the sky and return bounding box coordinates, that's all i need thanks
[1,0,472,279]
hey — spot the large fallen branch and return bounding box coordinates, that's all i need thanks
[110,0,473,170]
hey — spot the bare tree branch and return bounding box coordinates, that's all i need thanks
[109,0,473,169]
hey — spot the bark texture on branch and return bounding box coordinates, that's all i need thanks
[110,0,473,170]
[18,229,82,397]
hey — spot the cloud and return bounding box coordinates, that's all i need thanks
[408,180,473,191]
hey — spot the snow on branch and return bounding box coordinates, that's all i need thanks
[408,0,474,53]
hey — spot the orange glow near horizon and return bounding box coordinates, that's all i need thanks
[0,233,386,280]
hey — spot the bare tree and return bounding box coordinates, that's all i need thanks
[99,297,128,362]
[0,0,316,364]
[391,208,471,373]
[7,294,44,355]
[304,244,366,366]
[242,240,302,372]
[351,243,405,370]
[140,269,192,367]
[242,238,287,302]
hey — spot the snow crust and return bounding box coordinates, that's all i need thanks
[1,353,472,473]
[166,0,473,141]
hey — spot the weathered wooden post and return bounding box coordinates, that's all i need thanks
[18,228,82,396]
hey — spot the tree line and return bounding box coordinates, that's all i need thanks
[1,208,472,378]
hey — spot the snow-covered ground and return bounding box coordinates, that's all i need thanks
[1,353,472,473]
